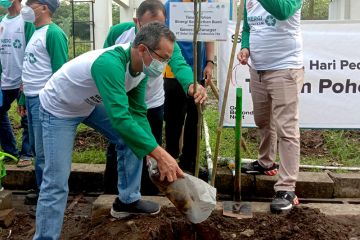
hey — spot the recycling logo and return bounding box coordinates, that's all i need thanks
[265,15,276,26]
[28,53,37,64]
[13,39,22,49]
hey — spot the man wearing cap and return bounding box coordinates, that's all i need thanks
[0,0,34,168]
[20,0,68,204]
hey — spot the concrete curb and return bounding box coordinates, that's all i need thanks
[3,163,360,198]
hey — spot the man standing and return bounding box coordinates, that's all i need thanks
[103,0,206,194]
[238,0,304,213]
[21,0,68,203]
[163,0,215,175]
[0,0,34,166]
[35,22,206,239]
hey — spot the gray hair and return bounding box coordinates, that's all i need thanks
[133,22,176,50]
[136,0,165,20]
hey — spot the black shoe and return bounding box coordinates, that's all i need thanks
[24,190,39,205]
[241,160,279,176]
[110,198,161,219]
[270,191,299,213]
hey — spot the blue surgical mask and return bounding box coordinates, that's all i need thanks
[20,5,36,23]
[0,0,13,9]
[142,48,166,77]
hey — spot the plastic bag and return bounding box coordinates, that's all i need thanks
[148,158,217,224]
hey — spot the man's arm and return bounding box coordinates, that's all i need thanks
[46,25,69,73]
[24,22,35,45]
[241,0,250,50]
[103,22,135,48]
[127,75,153,138]
[258,0,302,20]
[168,42,193,94]
[91,50,158,159]
[204,42,214,82]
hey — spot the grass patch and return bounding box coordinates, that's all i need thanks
[4,100,360,169]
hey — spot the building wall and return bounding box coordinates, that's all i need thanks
[329,0,360,20]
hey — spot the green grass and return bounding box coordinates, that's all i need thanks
[4,101,360,168]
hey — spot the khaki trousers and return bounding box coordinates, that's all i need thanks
[249,67,304,192]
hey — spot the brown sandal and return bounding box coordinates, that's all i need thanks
[17,159,33,168]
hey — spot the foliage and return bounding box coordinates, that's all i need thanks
[301,0,330,20]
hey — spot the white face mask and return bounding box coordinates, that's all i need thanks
[21,5,35,23]
[142,48,167,77]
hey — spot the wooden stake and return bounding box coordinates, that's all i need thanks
[193,0,203,178]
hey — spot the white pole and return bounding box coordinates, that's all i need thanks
[94,0,112,49]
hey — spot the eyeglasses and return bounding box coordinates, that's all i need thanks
[146,46,171,64]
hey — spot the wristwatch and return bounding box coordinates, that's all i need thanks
[206,60,215,65]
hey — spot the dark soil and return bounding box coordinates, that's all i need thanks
[2,196,359,240]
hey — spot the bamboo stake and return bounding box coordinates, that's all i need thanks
[193,0,203,178]
[211,0,244,186]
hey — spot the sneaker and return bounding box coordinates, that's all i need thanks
[270,191,299,213]
[110,198,161,219]
[241,160,279,176]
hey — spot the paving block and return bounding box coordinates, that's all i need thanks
[249,172,334,198]
[303,203,360,216]
[91,195,173,226]
[329,172,360,198]
[253,175,278,197]
[0,191,12,210]
[214,167,254,197]
[4,163,105,192]
[3,165,37,190]
[296,172,334,198]
[69,163,105,193]
[0,208,15,228]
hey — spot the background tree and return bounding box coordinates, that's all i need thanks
[301,0,330,20]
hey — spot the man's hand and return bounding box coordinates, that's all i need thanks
[188,84,207,104]
[237,48,250,65]
[149,146,184,182]
[17,105,26,117]
[203,62,214,85]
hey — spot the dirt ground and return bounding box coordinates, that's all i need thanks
[1,195,360,240]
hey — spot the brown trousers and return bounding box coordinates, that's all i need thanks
[250,67,304,192]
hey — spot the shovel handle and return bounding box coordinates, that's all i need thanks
[234,88,242,201]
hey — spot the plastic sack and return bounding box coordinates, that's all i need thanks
[148,158,217,224]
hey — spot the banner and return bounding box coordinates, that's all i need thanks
[218,21,360,129]
[169,2,229,42]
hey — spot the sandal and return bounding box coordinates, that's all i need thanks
[17,158,33,168]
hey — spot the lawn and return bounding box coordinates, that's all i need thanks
[4,96,360,168]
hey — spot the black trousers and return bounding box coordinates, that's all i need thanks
[103,105,164,195]
[164,78,199,173]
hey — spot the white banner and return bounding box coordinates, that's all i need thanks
[218,21,360,129]
[169,2,229,42]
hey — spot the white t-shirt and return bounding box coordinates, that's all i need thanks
[39,43,146,118]
[22,23,68,96]
[247,0,303,70]
[0,15,26,90]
